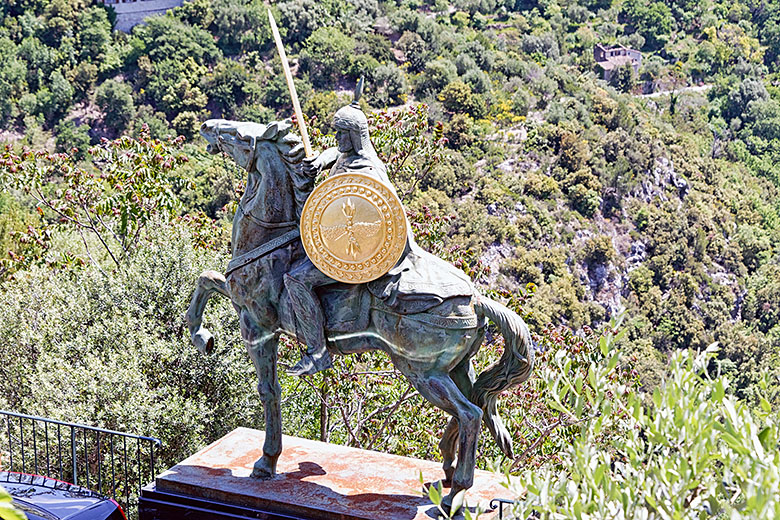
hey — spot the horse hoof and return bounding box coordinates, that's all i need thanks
[251,457,276,479]
[251,466,273,479]
[193,328,214,355]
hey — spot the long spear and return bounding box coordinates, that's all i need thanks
[268,9,313,158]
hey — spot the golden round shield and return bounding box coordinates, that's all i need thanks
[300,172,407,284]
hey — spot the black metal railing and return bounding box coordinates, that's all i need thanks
[490,497,519,519]
[0,410,161,518]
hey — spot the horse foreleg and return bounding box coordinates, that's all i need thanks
[240,310,282,479]
[185,270,229,354]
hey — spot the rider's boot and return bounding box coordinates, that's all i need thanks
[283,274,333,376]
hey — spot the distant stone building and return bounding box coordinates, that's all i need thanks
[100,0,184,32]
[594,44,642,82]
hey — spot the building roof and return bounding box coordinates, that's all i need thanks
[597,55,638,70]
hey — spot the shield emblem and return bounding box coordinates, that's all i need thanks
[300,172,407,283]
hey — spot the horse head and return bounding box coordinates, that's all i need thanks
[200,119,305,172]
[201,118,307,250]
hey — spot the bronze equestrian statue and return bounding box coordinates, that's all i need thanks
[184,98,534,509]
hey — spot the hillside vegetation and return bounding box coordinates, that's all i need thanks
[1,0,779,517]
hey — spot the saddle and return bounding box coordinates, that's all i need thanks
[319,248,479,333]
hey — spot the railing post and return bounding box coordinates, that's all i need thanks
[71,426,78,486]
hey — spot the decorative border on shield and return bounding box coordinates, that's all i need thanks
[301,173,407,284]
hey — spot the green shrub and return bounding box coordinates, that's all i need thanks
[508,345,780,519]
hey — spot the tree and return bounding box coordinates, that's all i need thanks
[439,81,487,118]
[0,131,189,268]
[724,78,769,122]
[209,0,271,55]
[439,81,475,114]
[415,58,457,98]
[277,0,342,46]
[609,63,636,93]
[370,64,408,107]
[54,119,91,159]
[44,69,74,121]
[172,0,214,28]
[129,15,221,66]
[299,27,356,88]
[200,60,253,118]
[620,0,673,51]
[760,5,780,70]
[355,32,394,64]
[0,37,27,126]
[76,7,112,62]
[144,57,208,118]
[397,31,427,72]
[521,33,560,60]
[95,79,136,134]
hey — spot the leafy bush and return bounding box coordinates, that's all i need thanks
[507,344,780,519]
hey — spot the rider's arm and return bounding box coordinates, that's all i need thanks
[317,147,341,171]
[302,146,340,179]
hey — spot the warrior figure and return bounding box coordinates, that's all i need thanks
[285,87,474,376]
[284,89,399,376]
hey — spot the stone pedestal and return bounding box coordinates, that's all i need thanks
[139,427,515,520]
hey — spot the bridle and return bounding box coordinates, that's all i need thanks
[214,131,301,277]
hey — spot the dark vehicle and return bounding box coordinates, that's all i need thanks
[2,471,126,520]
[2,410,160,519]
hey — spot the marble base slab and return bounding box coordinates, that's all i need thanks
[151,427,515,520]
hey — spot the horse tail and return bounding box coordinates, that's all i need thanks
[472,296,535,460]
[185,270,230,354]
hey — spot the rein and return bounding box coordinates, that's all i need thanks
[239,204,298,229]
[226,227,300,276]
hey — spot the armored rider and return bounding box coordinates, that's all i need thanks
[284,87,400,376]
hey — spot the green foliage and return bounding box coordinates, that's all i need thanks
[370,64,408,107]
[209,0,271,55]
[0,2,780,515]
[439,81,487,118]
[128,15,221,65]
[200,60,254,118]
[0,483,26,520]
[54,119,91,158]
[95,79,135,134]
[0,130,189,268]
[0,222,246,469]
[300,27,356,88]
[368,103,447,201]
[415,58,457,98]
[621,0,673,51]
[509,345,780,519]
[609,63,637,93]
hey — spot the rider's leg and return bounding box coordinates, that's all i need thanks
[284,259,334,376]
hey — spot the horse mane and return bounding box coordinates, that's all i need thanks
[251,120,310,220]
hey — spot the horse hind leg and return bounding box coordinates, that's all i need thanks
[406,369,482,509]
[440,333,481,483]
[439,359,479,483]
[239,310,282,479]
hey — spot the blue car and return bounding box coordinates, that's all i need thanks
[2,472,126,520]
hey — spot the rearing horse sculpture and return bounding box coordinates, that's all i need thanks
[185,118,534,508]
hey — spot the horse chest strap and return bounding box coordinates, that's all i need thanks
[226,228,300,276]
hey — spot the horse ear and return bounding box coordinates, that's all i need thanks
[260,122,279,141]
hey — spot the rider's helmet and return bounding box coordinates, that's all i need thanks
[332,77,374,154]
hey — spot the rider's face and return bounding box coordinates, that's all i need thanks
[336,129,353,153]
